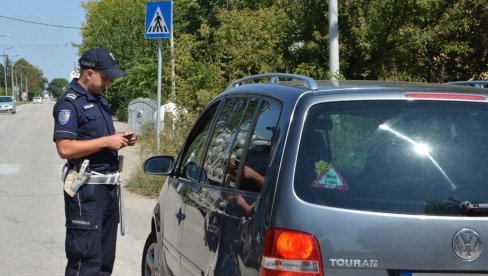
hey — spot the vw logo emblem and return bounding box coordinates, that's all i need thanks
[452,228,482,261]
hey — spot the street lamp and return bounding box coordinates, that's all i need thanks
[2,47,14,96]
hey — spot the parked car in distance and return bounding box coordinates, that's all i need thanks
[0,96,16,114]
[446,80,488,88]
[142,73,488,276]
[33,96,43,104]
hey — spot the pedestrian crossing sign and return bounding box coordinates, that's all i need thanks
[145,1,172,39]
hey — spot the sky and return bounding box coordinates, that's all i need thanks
[0,0,85,83]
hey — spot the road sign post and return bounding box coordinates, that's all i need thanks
[145,1,172,153]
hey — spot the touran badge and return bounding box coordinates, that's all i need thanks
[452,228,482,261]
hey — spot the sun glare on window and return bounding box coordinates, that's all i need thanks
[413,143,430,156]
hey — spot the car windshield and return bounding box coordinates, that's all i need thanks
[0,97,13,103]
[295,100,488,216]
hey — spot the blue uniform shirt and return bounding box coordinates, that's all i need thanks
[53,79,118,173]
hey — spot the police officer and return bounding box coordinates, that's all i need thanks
[52,48,136,275]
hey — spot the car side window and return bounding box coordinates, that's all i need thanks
[180,102,219,182]
[203,97,250,187]
[224,98,260,188]
[233,99,281,192]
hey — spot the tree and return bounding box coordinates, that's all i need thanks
[48,78,69,99]
[12,58,46,94]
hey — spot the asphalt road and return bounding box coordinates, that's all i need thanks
[0,100,156,275]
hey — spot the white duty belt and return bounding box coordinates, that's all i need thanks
[86,171,120,185]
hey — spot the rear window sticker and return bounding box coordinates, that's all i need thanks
[312,160,349,191]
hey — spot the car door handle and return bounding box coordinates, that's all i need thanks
[175,212,186,222]
[175,208,186,225]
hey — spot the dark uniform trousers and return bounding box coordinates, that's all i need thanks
[64,183,119,276]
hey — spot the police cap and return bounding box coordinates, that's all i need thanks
[79,48,126,79]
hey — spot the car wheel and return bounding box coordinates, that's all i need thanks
[11,111,15,114]
[142,232,163,276]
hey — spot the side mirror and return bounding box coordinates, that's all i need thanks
[143,155,174,175]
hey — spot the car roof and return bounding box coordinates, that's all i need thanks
[223,74,488,103]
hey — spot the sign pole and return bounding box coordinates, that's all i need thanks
[145,1,172,153]
[156,38,162,153]
[170,2,175,98]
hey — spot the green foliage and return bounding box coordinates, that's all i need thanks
[127,111,198,196]
[78,0,488,118]
[7,58,46,96]
[47,78,69,99]
[339,0,488,82]
[213,7,288,81]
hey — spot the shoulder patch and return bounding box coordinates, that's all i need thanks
[65,93,78,101]
[58,109,71,125]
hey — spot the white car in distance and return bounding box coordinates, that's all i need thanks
[33,96,43,104]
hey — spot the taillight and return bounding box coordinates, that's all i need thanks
[259,228,323,276]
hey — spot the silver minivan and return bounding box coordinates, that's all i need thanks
[142,73,488,276]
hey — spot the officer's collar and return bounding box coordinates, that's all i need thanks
[70,79,101,102]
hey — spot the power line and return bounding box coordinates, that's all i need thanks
[0,15,81,30]
[0,44,73,48]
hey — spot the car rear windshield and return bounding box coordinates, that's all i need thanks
[294,100,488,216]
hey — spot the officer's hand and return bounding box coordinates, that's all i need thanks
[105,134,130,150]
[127,134,137,146]
[119,131,137,146]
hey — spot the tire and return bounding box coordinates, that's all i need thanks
[142,232,163,276]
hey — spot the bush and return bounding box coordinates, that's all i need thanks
[127,112,198,197]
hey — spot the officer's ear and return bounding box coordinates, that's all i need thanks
[79,68,90,78]
[84,69,96,79]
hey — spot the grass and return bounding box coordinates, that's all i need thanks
[126,112,197,197]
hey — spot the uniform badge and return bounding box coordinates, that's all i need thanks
[83,103,95,110]
[58,109,71,125]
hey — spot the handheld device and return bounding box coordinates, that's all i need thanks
[122,132,134,139]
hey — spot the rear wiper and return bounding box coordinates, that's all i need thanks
[460,201,488,213]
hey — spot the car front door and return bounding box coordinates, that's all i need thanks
[180,96,257,275]
[161,102,219,275]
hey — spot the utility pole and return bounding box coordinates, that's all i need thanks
[11,62,14,98]
[2,56,5,96]
[10,55,20,99]
[2,47,14,95]
[329,0,340,79]
[19,70,23,100]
